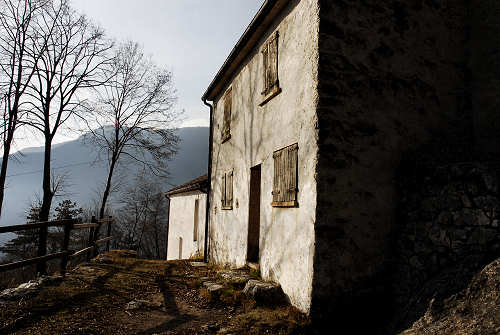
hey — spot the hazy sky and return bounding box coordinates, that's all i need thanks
[14,0,263,151]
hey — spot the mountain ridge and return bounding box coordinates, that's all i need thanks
[0,126,208,230]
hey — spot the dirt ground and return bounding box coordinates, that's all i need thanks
[0,250,311,335]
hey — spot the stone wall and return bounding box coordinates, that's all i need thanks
[312,0,470,329]
[393,161,500,310]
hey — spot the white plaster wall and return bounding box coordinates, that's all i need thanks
[209,0,319,313]
[167,191,206,260]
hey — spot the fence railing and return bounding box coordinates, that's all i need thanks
[0,216,115,276]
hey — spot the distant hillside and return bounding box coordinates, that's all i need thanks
[0,127,208,229]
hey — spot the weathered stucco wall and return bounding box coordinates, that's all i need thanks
[167,191,206,260]
[209,0,319,313]
[469,1,500,156]
[313,0,471,327]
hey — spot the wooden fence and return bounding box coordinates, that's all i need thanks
[0,216,115,276]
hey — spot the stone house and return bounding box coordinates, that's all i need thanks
[164,175,207,260]
[201,0,500,326]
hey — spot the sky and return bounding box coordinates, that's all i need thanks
[13,0,264,152]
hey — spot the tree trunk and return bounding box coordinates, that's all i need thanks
[99,154,117,219]
[37,135,53,276]
[39,136,53,221]
[0,134,14,218]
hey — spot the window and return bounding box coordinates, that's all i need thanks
[221,170,233,210]
[221,88,232,142]
[271,143,298,207]
[260,31,281,106]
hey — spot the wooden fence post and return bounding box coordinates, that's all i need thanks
[60,220,73,276]
[36,222,48,276]
[87,216,96,261]
[106,216,112,252]
[92,218,102,258]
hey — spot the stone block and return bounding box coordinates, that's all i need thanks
[451,240,466,253]
[468,228,497,245]
[482,173,498,192]
[449,229,468,241]
[437,211,453,225]
[125,299,158,311]
[190,262,207,267]
[243,279,284,304]
[217,269,250,284]
[453,209,489,226]
[474,196,500,216]
[203,281,224,293]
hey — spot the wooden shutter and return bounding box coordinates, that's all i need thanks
[261,43,269,94]
[222,88,232,142]
[261,32,279,96]
[221,171,233,210]
[269,33,278,89]
[228,171,233,208]
[272,143,298,207]
[221,173,226,207]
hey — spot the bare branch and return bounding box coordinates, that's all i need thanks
[85,41,180,219]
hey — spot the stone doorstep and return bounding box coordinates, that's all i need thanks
[199,271,284,306]
[247,262,260,271]
[217,269,251,284]
[190,261,207,267]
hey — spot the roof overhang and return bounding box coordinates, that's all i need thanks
[165,174,208,197]
[202,0,290,102]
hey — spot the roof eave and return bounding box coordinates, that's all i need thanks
[202,0,287,102]
[164,175,209,197]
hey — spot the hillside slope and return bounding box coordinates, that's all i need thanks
[1,127,208,228]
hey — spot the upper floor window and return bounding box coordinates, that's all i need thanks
[221,88,232,142]
[271,143,298,207]
[260,31,281,106]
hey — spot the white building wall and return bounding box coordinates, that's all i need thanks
[167,191,207,260]
[209,0,319,313]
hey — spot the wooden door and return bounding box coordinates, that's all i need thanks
[247,165,261,263]
[178,237,183,259]
[193,199,199,242]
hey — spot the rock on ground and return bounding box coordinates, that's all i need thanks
[202,281,224,293]
[0,275,62,303]
[217,269,250,284]
[243,279,284,304]
[400,257,500,335]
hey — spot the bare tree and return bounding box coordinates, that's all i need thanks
[0,0,48,218]
[84,41,179,220]
[115,172,168,259]
[24,0,112,224]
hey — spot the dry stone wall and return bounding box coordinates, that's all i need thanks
[393,161,500,308]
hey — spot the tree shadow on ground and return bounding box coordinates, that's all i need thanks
[1,261,140,334]
[133,273,197,335]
